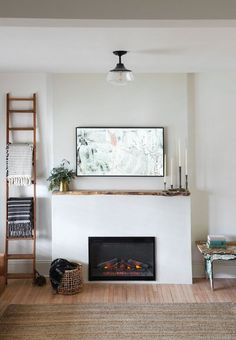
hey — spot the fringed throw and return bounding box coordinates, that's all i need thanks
[7,197,34,238]
[6,143,33,186]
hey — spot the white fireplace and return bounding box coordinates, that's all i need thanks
[52,193,192,284]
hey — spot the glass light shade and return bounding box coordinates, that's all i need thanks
[106,70,134,86]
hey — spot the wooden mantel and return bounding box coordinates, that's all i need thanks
[53,190,190,196]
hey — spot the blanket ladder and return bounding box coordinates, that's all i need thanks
[5,93,37,284]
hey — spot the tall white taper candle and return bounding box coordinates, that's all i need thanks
[185,149,188,175]
[170,157,173,185]
[164,154,167,182]
[178,140,181,166]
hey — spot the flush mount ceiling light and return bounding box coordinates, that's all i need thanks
[107,50,134,86]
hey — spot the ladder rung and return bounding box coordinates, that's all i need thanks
[7,237,34,241]
[7,254,35,260]
[7,273,34,279]
[8,110,34,113]
[8,127,34,131]
[9,98,34,101]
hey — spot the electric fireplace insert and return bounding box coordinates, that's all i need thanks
[89,236,156,281]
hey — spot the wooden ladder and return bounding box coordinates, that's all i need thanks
[5,93,37,284]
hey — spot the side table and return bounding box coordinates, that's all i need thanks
[196,241,236,290]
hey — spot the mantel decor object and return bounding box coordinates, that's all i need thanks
[47,159,75,192]
[163,154,167,190]
[59,180,69,192]
[185,174,188,191]
[179,165,185,191]
[76,127,164,177]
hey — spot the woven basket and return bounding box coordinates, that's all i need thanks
[57,263,83,295]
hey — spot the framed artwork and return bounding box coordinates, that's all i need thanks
[76,127,164,177]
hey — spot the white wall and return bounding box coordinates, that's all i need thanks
[49,72,236,278]
[53,74,188,191]
[1,73,189,277]
[0,73,53,274]
[190,73,236,277]
[51,74,193,284]
[1,72,236,279]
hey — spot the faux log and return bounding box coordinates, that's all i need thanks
[97,258,118,269]
[97,258,149,272]
[127,259,149,269]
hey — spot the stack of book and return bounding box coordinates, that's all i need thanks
[207,235,227,248]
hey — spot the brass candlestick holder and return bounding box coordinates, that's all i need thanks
[179,166,182,189]
[178,166,186,192]
[185,174,188,191]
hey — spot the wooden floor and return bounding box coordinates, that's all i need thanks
[1,278,236,316]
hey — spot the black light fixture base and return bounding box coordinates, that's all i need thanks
[107,50,134,84]
[110,50,131,72]
[113,50,127,57]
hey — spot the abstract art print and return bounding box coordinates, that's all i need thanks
[76,127,164,177]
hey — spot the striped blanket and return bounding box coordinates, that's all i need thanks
[6,143,33,186]
[7,197,34,238]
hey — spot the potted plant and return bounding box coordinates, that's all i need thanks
[47,159,76,192]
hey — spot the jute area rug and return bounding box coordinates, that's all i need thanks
[0,303,236,339]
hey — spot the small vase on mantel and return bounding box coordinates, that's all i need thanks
[47,159,76,192]
[59,180,69,192]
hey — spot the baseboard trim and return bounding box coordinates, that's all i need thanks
[8,260,50,277]
[8,260,236,280]
[192,261,205,278]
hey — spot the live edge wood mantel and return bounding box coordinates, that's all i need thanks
[53,190,190,196]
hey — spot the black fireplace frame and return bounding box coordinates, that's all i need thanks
[88,236,156,281]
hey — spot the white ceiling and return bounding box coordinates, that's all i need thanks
[2,0,236,20]
[1,20,236,73]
